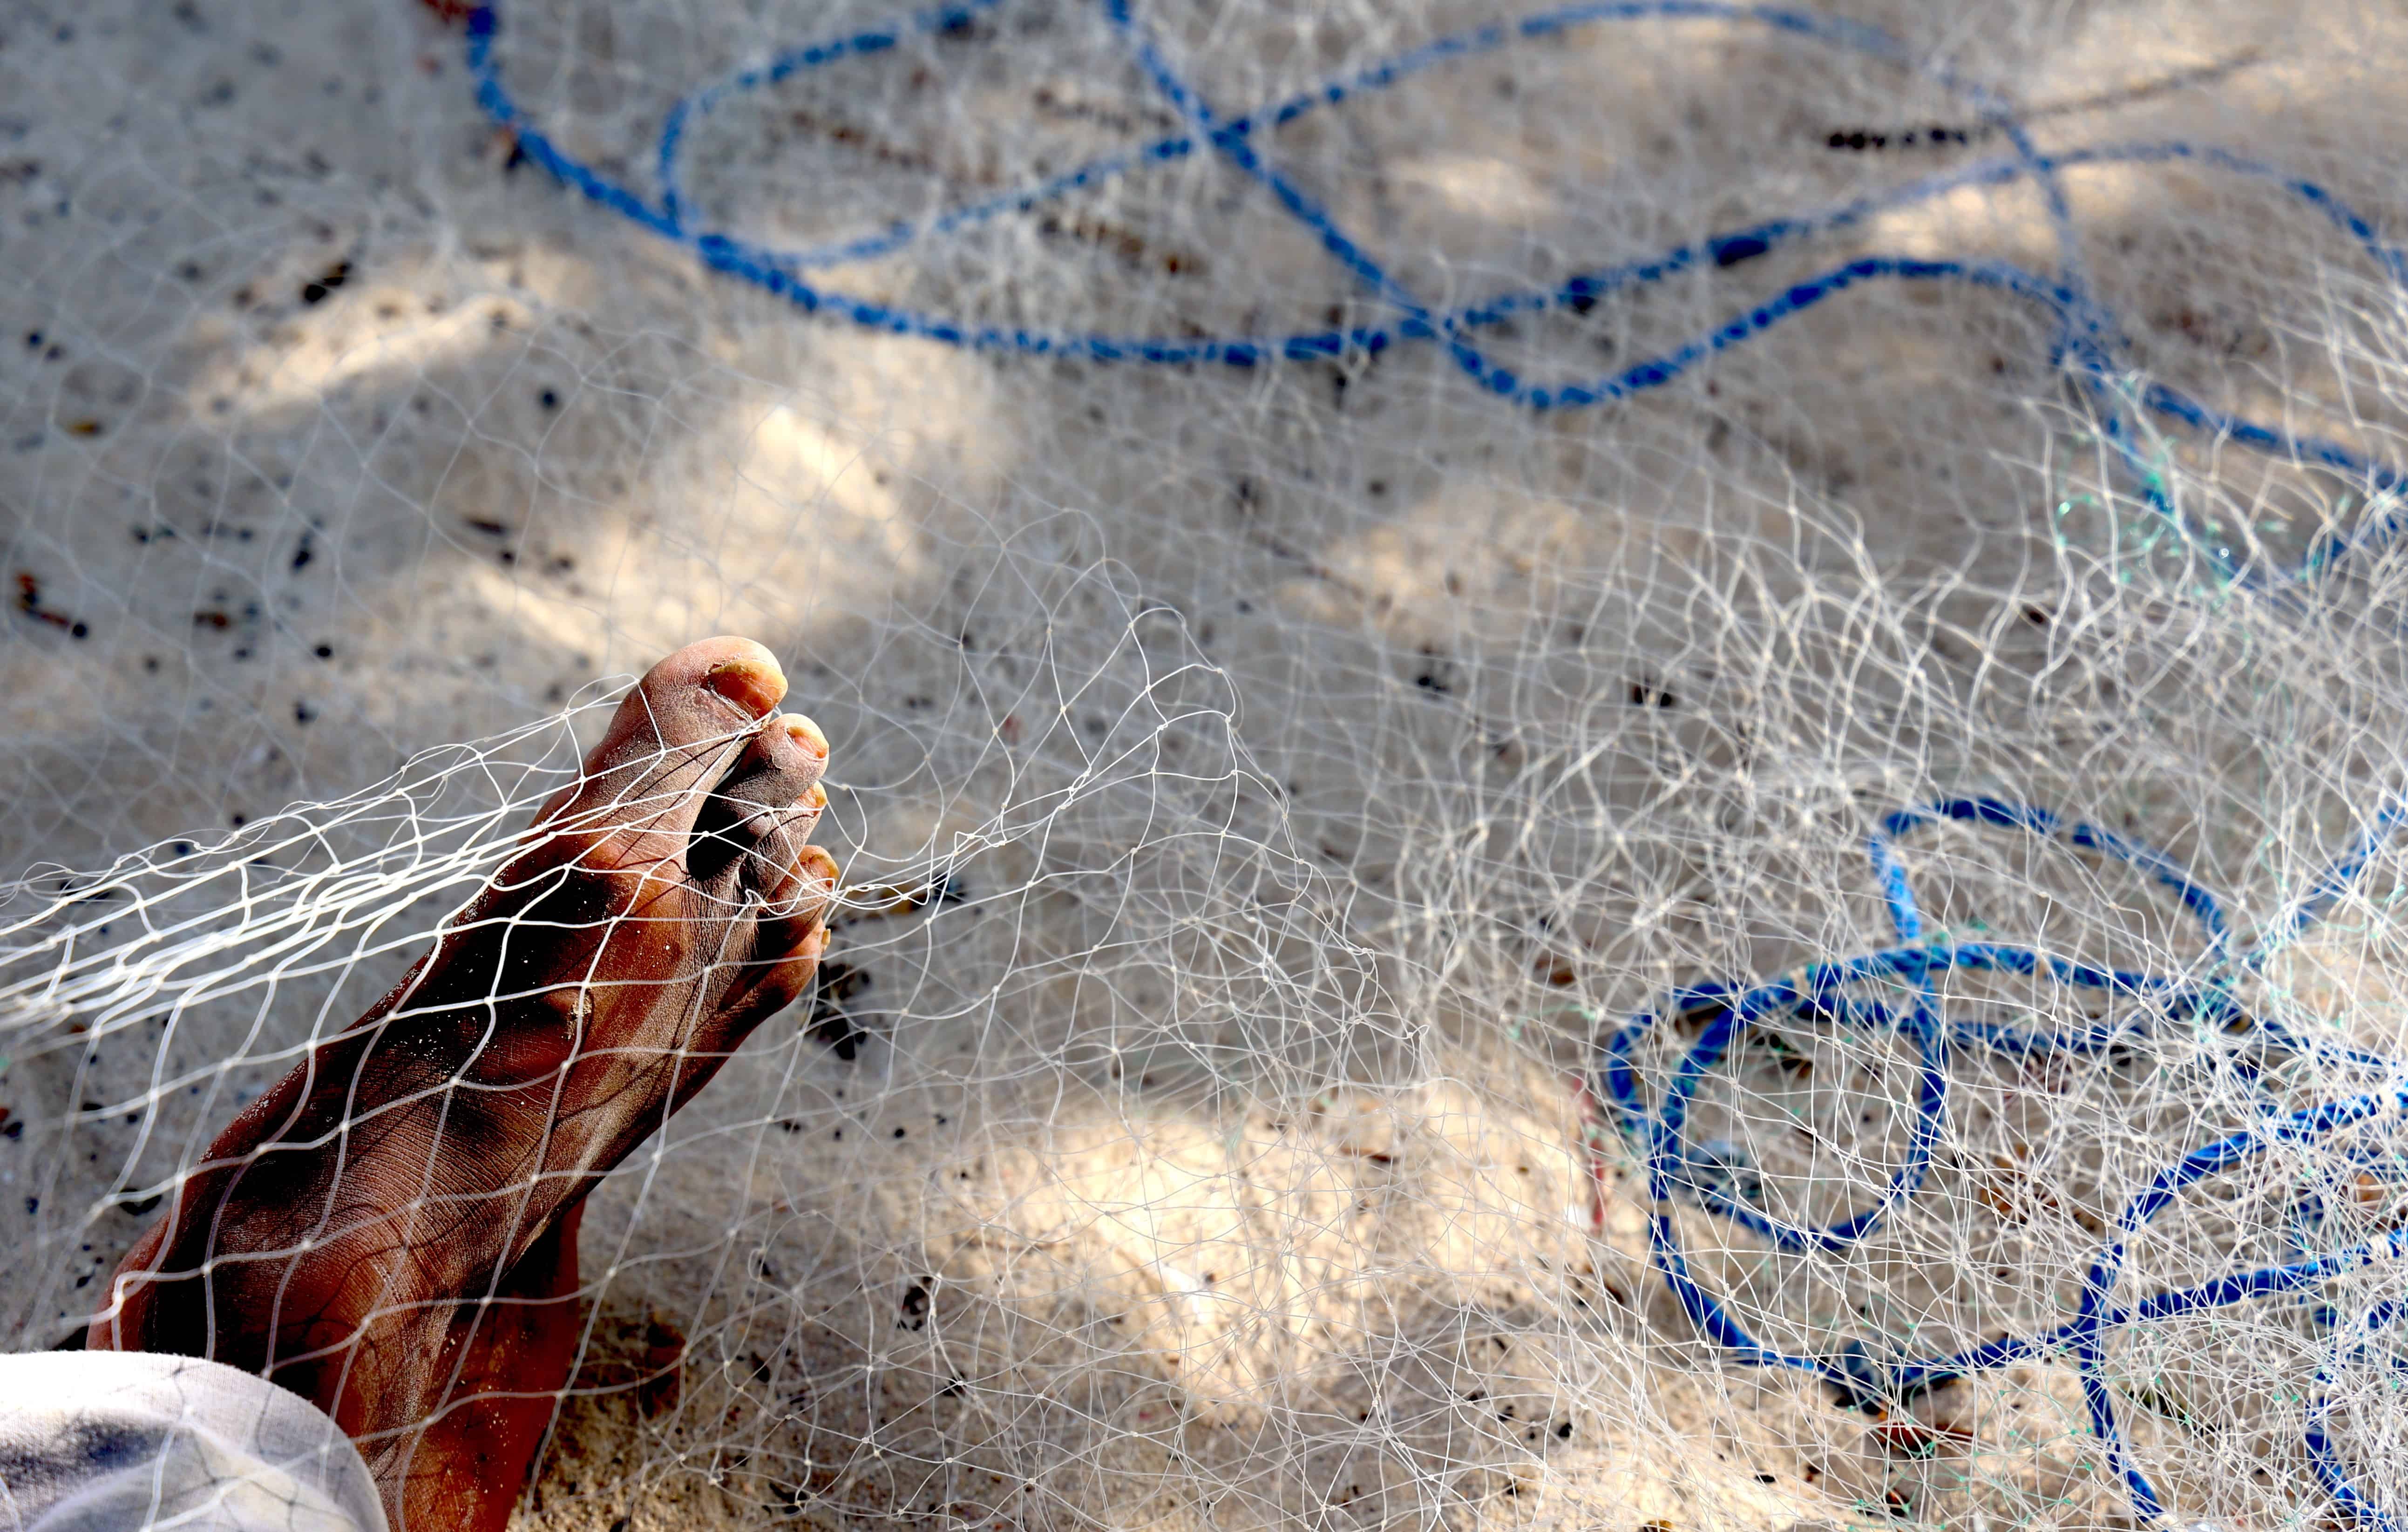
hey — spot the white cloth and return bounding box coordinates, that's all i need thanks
[0,1352,382,1532]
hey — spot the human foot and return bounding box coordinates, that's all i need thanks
[91,637,839,1532]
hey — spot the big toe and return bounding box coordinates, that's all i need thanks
[613,637,788,754]
[544,638,790,839]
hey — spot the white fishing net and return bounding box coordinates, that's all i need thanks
[5,0,2408,1526]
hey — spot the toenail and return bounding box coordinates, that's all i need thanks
[701,658,785,717]
[782,714,828,759]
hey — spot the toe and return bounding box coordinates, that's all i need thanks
[720,843,840,1024]
[719,713,830,830]
[542,638,790,847]
[604,637,788,762]
[761,842,841,942]
[688,712,829,884]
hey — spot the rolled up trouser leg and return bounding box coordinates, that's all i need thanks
[0,1351,382,1532]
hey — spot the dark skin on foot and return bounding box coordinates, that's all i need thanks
[91,637,840,1532]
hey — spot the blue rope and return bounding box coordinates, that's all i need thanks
[460,3,2408,1517]
[1595,798,2408,1525]
[464,0,2408,576]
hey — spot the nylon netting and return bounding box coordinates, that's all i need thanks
[4,0,2408,1526]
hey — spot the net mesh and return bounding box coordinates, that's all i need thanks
[5,0,2408,1526]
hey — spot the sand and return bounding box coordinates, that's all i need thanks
[5,0,2408,1526]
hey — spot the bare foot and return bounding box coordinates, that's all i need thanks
[91,637,839,1532]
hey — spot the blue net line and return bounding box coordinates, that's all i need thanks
[464,0,2408,580]
[457,2,2408,1518]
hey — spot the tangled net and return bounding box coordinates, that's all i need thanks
[5,0,2408,1525]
